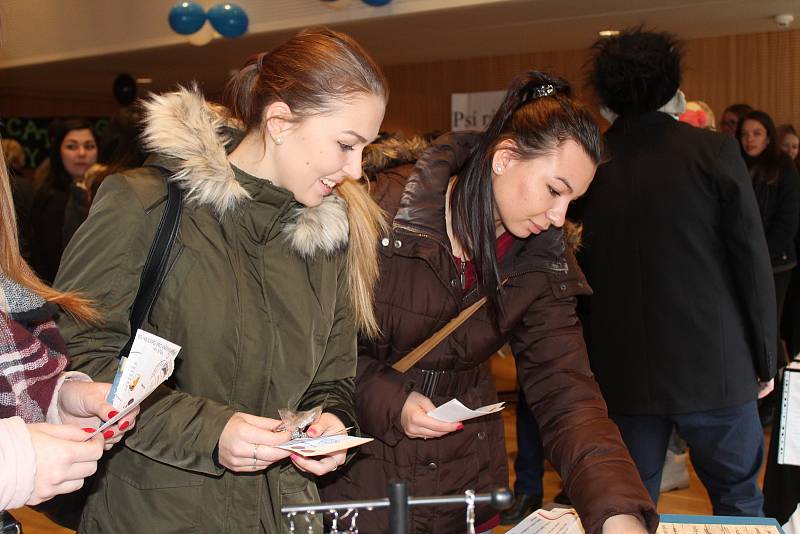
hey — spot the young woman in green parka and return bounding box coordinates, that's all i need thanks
[53,28,388,533]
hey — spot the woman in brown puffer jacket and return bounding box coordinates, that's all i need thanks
[320,72,658,534]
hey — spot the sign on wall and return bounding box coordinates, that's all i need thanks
[1,117,108,168]
[451,90,505,131]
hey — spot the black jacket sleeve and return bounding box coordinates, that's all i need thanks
[716,136,777,380]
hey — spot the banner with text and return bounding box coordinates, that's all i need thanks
[451,90,505,131]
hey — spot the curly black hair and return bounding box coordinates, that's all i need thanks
[589,28,684,116]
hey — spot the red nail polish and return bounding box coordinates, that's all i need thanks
[103,430,114,439]
[82,427,95,433]
[456,423,464,430]
[108,410,119,419]
[307,428,318,437]
[119,421,130,431]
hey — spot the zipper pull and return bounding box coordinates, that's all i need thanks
[459,258,466,290]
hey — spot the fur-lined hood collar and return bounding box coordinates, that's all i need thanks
[140,86,348,258]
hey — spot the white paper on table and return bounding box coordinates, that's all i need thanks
[427,398,505,423]
[507,508,583,534]
[275,434,373,457]
[657,524,781,534]
[779,361,800,466]
[85,329,181,440]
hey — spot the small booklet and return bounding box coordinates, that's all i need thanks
[85,329,181,440]
[427,398,505,423]
[276,434,373,457]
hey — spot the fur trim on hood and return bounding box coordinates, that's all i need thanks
[362,135,429,179]
[140,85,348,258]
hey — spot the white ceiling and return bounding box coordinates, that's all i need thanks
[0,0,797,97]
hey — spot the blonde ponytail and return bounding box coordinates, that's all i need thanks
[335,178,387,339]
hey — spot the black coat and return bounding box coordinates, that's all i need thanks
[751,155,800,271]
[573,112,776,415]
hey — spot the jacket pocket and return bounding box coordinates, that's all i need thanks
[106,447,206,489]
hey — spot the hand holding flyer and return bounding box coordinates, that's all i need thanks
[85,329,181,440]
[427,398,505,423]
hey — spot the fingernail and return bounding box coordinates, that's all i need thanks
[82,427,95,433]
[108,410,119,419]
[119,421,130,431]
[103,430,114,439]
[456,423,464,430]
[307,427,318,437]
[290,454,300,461]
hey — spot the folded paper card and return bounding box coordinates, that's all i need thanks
[427,398,505,423]
[276,434,373,457]
[507,507,582,534]
[86,329,181,440]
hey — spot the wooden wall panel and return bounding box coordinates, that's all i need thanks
[1,29,798,135]
[382,28,800,135]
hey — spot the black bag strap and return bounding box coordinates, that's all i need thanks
[118,173,183,359]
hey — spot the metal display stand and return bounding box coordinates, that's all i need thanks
[281,481,512,533]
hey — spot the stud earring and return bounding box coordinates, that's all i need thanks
[275,136,283,145]
[494,165,502,173]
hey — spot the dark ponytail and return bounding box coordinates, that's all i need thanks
[450,71,601,323]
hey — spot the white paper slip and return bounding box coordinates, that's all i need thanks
[779,362,800,466]
[427,399,505,423]
[86,330,181,441]
[507,508,583,534]
[276,434,373,457]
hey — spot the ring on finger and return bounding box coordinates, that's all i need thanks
[252,444,259,469]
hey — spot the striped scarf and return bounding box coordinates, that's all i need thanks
[0,274,67,422]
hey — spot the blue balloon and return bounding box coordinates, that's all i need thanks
[362,0,392,5]
[168,1,206,35]
[207,3,249,38]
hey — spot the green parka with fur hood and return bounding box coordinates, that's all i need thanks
[54,87,358,533]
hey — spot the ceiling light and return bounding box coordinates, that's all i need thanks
[598,30,620,37]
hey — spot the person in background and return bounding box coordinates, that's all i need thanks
[737,111,800,425]
[54,28,387,533]
[679,100,716,130]
[576,28,776,515]
[29,119,97,283]
[84,106,147,203]
[720,103,753,137]
[0,139,138,513]
[321,70,658,534]
[778,124,799,170]
[1,138,33,262]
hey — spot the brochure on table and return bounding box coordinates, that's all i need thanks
[507,510,784,534]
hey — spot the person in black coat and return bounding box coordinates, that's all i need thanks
[29,119,97,283]
[574,28,776,516]
[738,111,800,371]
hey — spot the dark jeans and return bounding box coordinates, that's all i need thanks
[612,401,764,516]
[513,389,544,497]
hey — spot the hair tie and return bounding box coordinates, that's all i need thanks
[519,84,556,109]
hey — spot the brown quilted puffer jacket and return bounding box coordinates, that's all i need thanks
[320,133,657,534]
